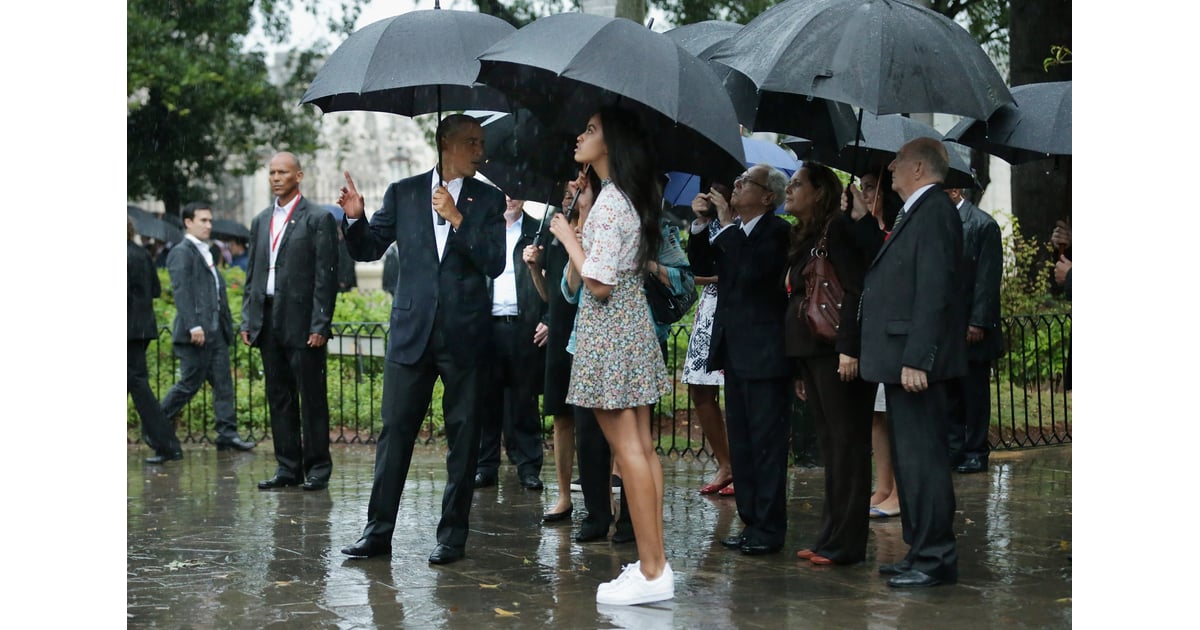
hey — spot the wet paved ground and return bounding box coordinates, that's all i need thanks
[127,443,1071,628]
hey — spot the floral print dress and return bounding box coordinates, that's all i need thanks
[565,183,670,410]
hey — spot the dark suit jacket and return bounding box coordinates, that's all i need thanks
[691,213,792,380]
[166,239,233,345]
[958,200,1004,362]
[128,241,161,341]
[240,196,339,347]
[488,212,549,359]
[344,170,506,367]
[859,186,967,384]
[785,212,884,359]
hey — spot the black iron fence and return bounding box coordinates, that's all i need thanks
[129,314,1070,458]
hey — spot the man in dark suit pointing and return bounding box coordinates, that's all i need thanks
[241,152,339,492]
[337,114,506,565]
[860,138,966,588]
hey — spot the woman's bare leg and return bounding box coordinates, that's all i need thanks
[549,414,574,514]
[691,384,732,487]
[596,406,666,579]
[870,411,900,511]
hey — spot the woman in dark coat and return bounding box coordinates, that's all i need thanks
[783,163,884,565]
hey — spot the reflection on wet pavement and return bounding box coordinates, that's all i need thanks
[128,444,1071,628]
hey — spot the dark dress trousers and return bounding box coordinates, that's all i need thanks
[477,212,548,479]
[691,214,793,550]
[541,223,576,417]
[785,212,883,564]
[860,185,966,582]
[128,241,179,456]
[241,196,339,483]
[159,239,240,441]
[343,170,505,551]
[948,200,1004,464]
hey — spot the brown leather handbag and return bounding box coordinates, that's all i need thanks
[799,219,844,344]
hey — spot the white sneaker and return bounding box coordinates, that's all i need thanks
[595,562,674,606]
[597,561,641,595]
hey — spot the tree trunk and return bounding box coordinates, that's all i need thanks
[1008,0,1071,247]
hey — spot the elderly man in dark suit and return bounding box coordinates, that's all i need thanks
[241,152,339,492]
[689,163,793,556]
[944,188,1003,474]
[337,114,506,565]
[160,202,256,454]
[473,196,549,491]
[129,218,182,464]
[860,137,966,588]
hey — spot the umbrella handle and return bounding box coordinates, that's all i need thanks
[437,87,447,226]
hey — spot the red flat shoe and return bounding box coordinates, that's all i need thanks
[810,554,834,566]
[699,479,733,495]
[796,548,816,559]
[718,483,735,496]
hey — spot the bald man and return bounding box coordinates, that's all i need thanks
[859,137,967,588]
[241,152,339,492]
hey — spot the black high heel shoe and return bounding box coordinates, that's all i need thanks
[542,504,573,522]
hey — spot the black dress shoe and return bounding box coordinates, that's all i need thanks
[740,542,783,556]
[302,477,329,491]
[574,521,610,543]
[341,537,392,558]
[543,505,573,522]
[428,544,464,565]
[611,523,635,544]
[215,436,256,451]
[519,474,544,490]
[720,535,746,549]
[879,560,913,576]
[474,471,497,488]
[955,456,987,474]
[258,475,301,490]
[144,451,183,465]
[887,569,954,588]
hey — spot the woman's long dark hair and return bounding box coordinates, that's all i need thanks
[597,106,662,269]
[788,162,843,265]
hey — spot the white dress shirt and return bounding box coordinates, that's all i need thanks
[492,215,522,316]
[431,170,463,261]
[267,194,301,296]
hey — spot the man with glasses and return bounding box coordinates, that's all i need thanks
[689,164,793,556]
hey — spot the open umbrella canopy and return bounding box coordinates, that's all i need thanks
[211,218,250,242]
[128,207,184,244]
[301,9,516,116]
[664,136,798,214]
[709,0,1014,120]
[476,13,746,185]
[945,81,1072,164]
[663,19,742,60]
[663,18,859,158]
[821,113,977,188]
[476,109,577,203]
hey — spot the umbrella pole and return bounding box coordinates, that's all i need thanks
[437,86,446,225]
[846,108,865,212]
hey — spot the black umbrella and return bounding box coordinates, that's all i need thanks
[709,0,1014,120]
[127,207,183,244]
[662,19,742,59]
[300,6,515,117]
[211,218,251,242]
[780,136,814,160]
[663,20,859,160]
[821,113,977,188]
[476,109,577,203]
[945,81,1072,165]
[476,13,746,185]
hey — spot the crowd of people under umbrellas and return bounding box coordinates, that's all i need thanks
[128,0,1070,611]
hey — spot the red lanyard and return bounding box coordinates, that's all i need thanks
[270,195,301,254]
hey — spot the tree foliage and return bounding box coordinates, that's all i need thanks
[127,0,363,216]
